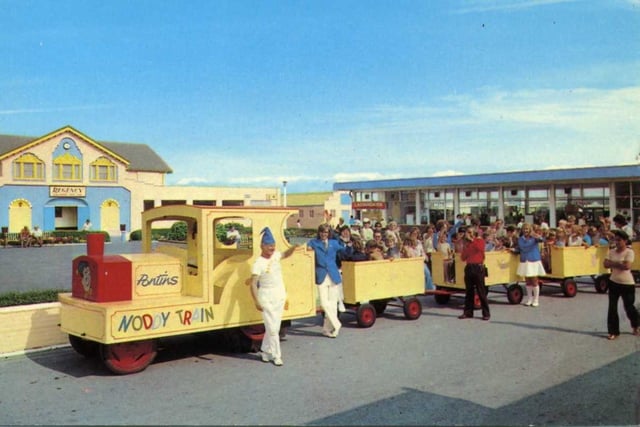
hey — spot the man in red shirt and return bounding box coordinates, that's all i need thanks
[458,226,490,321]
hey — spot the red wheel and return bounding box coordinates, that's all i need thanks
[562,279,578,297]
[100,339,157,375]
[356,303,376,328]
[594,275,609,294]
[473,294,481,309]
[240,324,266,341]
[403,297,422,320]
[506,284,524,304]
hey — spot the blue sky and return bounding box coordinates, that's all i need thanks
[1,0,639,193]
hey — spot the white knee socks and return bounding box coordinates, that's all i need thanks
[525,286,533,306]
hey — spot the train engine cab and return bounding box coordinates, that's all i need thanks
[59,205,316,374]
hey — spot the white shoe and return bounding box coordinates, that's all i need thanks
[532,301,539,307]
[338,301,346,313]
[330,324,341,338]
[524,299,532,307]
[260,352,272,363]
[322,330,334,338]
[273,358,283,366]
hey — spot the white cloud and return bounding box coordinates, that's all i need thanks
[432,170,465,177]
[454,0,579,14]
[166,83,640,192]
[174,177,209,185]
[0,104,112,115]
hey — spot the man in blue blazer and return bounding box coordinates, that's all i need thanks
[307,223,352,338]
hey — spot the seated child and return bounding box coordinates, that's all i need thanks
[365,240,386,261]
[348,237,368,261]
[438,232,454,283]
[385,236,401,259]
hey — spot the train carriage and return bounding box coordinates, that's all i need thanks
[340,257,425,328]
[540,245,611,296]
[430,250,523,305]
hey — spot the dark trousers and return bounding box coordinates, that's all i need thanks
[607,280,639,335]
[463,264,490,318]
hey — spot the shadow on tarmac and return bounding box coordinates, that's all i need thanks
[306,352,640,426]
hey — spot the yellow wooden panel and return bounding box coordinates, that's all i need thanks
[433,251,518,289]
[341,257,424,304]
[58,293,107,342]
[545,246,609,278]
[631,242,640,271]
[430,251,447,285]
[119,253,184,298]
[484,250,519,285]
[0,303,67,354]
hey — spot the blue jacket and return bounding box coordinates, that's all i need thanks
[308,238,351,285]
[517,235,543,262]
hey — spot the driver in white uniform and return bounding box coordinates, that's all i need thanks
[249,227,298,366]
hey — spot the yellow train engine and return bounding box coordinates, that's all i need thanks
[59,205,317,374]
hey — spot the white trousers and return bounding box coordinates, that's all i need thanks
[257,287,286,359]
[317,276,341,333]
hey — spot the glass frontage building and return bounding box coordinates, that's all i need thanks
[334,165,640,228]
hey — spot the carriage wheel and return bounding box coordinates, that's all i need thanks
[403,297,422,320]
[356,304,376,328]
[240,324,266,342]
[594,275,609,294]
[372,300,388,315]
[434,290,451,305]
[506,284,524,304]
[240,324,266,352]
[100,339,157,375]
[562,279,578,297]
[69,335,99,358]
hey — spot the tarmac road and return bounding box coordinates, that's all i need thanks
[0,239,143,293]
[0,242,639,425]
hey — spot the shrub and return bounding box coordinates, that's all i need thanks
[167,221,188,241]
[0,289,66,307]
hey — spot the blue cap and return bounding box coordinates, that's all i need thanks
[260,227,276,245]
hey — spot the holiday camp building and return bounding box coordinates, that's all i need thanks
[0,126,281,236]
[334,164,640,228]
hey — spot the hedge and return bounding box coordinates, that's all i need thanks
[0,289,66,307]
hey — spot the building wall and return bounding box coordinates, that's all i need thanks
[285,191,352,229]
[0,128,280,235]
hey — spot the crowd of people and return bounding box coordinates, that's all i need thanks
[320,213,639,273]
[320,212,639,331]
[252,212,640,367]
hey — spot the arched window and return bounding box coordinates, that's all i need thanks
[13,153,45,180]
[90,157,117,182]
[53,152,82,181]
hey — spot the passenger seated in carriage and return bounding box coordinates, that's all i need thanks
[347,237,368,261]
[437,231,454,283]
[365,240,386,261]
[385,236,401,259]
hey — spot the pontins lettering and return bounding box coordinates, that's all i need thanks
[136,272,179,287]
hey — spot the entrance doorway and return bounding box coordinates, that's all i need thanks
[55,206,78,230]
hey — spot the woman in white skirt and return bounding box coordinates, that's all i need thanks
[515,223,546,307]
